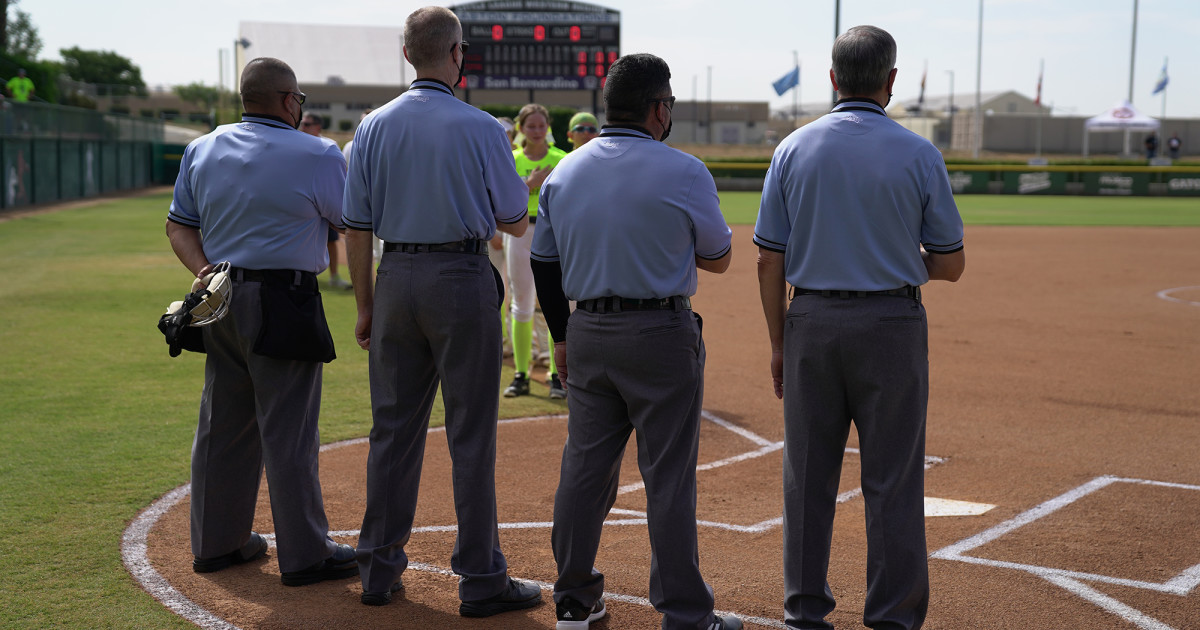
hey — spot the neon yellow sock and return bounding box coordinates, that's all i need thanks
[512,318,533,375]
[547,332,557,375]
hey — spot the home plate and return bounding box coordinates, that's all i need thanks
[925,497,996,517]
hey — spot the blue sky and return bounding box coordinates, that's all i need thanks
[30,0,1199,118]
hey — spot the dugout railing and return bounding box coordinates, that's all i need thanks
[0,100,163,210]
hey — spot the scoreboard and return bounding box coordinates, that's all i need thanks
[450,1,620,91]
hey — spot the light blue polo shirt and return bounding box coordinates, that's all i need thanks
[341,79,528,242]
[531,125,732,301]
[754,100,963,290]
[168,115,347,273]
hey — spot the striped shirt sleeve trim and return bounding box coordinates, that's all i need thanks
[696,242,732,261]
[529,250,560,263]
[497,209,528,225]
[343,216,373,231]
[752,234,786,253]
[923,240,964,254]
[167,214,201,229]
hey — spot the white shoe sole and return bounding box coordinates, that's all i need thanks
[556,600,606,629]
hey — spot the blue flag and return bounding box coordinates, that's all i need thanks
[773,66,799,96]
[1152,62,1168,95]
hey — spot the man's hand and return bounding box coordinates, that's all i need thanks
[770,348,784,400]
[355,310,372,350]
[553,341,567,389]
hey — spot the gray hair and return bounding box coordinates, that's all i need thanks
[404,7,461,71]
[831,25,896,96]
[240,57,297,109]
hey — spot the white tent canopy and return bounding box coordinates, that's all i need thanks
[1082,100,1161,156]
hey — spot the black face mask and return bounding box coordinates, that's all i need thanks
[660,117,672,142]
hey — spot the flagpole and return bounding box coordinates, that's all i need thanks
[973,0,983,159]
[1160,56,1167,119]
[1035,59,1043,158]
[832,0,840,109]
[1128,0,1138,104]
[793,51,800,131]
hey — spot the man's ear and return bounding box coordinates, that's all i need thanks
[829,69,839,93]
[886,67,898,94]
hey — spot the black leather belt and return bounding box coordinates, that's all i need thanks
[230,267,316,288]
[383,239,488,255]
[791,286,921,301]
[576,295,691,314]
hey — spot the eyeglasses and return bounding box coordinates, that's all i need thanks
[453,41,469,54]
[649,96,676,112]
[571,125,598,133]
[301,121,319,127]
[279,91,306,105]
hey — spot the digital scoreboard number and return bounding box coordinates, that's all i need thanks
[451,1,620,91]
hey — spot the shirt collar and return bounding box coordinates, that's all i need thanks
[831,97,887,116]
[599,123,654,140]
[409,78,456,96]
[241,113,295,129]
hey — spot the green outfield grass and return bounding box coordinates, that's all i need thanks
[717,191,1200,226]
[0,193,563,629]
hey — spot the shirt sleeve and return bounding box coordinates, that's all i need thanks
[486,129,529,225]
[919,152,965,253]
[686,162,732,260]
[752,154,791,253]
[530,174,559,262]
[314,145,348,229]
[167,143,201,227]
[341,126,373,231]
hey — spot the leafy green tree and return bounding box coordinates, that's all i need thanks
[4,1,41,59]
[59,46,146,97]
[173,82,221,110]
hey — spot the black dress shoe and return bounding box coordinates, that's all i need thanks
[459,577,543,617]
[193,532,268,573]
[280,542,358,587]
[361,579,404,606]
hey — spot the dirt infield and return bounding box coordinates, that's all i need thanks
[128,224,1200,629]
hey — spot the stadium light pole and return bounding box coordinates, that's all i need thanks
[233,38,251,116]
[832,0,840,109]
[1127,0,1138,104]
[945,70,954,150]
[972,0,983,159]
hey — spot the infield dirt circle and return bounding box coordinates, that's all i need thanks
[131,225,1200,629]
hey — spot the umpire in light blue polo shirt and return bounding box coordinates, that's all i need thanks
[754,26,965,630]
[165,57,357,587]
[340,6,540,616]
[530,53,741,630]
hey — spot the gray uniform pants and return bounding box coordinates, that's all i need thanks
[553,308,716,630]
[192,276,336,573]
[782,294,929,630]
[357,250,509,600]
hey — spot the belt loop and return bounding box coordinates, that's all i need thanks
[610,297,621,313]
[672,296,682,312]
[293,270,302,286]
[233,267,244,283]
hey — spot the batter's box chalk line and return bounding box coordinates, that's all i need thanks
[1156,285,1200,307]
[932,475,1200,630]
[123,411,948,629]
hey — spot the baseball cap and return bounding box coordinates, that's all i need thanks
[569,112,598,131]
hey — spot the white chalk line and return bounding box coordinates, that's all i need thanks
[932,475,1200,628]
[123,411,793,629]
[1155,285,1200,307]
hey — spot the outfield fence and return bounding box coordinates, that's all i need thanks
[705,161,1200,196]
[0,100,163,210]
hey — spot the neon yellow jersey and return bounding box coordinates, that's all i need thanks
[513,145,568,217]
[6,76,34,102]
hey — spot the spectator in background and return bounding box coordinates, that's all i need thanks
[1167,132,1182,159]
[1144,132,1159,160]
[6,69,34,102]
[566,112,599,149]
[302,112,352,289]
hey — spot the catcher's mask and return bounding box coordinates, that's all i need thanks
[158,261,233,357]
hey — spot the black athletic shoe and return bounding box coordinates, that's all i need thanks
[193,532,268,573]
[556,596,606,629]
[504,373,531,397]
[361,579,403,606]
[548,374,567,400]
[280,542,358,586]
[707,614,743,630]
[458,577,543,617]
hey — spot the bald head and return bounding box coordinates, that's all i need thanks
[240,57,299,110]
[404,7,461,72]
